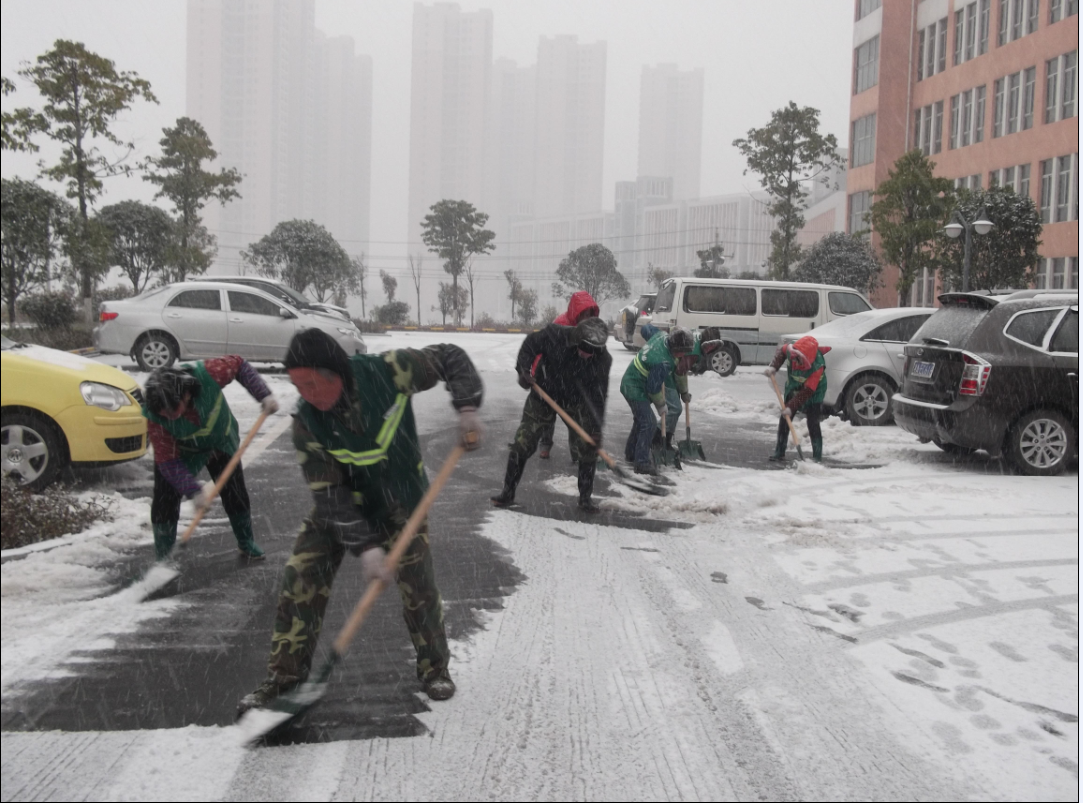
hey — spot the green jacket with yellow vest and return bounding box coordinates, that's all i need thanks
[619,330,689,405]
[294,346,483,553]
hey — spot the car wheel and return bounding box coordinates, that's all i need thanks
[135,333,177,371]
[844,374,894,426]
[2,412,67,492]
[710,345,738,377]
[1008,410,1075,477]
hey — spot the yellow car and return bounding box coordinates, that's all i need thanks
[2,335,147,491]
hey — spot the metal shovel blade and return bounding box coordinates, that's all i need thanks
[678,437,706,461]
[236,654,338,745]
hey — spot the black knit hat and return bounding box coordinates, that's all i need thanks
[572,317,609,352]
[283,328,353,379]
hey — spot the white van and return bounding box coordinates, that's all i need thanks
[649,278,872,375]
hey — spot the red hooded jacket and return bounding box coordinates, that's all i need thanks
[553,291,600,326]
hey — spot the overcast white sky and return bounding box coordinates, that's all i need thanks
[1,0,855,275]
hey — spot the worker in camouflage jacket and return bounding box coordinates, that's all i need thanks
[237,328,483,716]
[491,317,611,512]
[619,326,695,474]
[764,335,827,462]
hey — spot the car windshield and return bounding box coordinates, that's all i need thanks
[912,305,989,347]
[1,335,26,350]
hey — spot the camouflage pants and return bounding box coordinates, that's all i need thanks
[264,515,449,687]
[511,392,597,464]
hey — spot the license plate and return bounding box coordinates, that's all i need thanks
[910,360,935,381]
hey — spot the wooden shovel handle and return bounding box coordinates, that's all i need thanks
[179,409,270,546]
[768,375,802,448]
[332,444,466,656]
[531,383,618,471]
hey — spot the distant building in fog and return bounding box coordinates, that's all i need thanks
[485,57,536,244]
[638,64,704,201]
[533,35,607,219]
[186,0,372,266]
[407,2,493,242]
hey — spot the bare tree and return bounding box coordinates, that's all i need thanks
[504,268,522,320]
[464,258,480,328]
[352,254,368,319]
[407,253,423,326]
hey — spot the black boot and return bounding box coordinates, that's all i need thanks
[491,451,527,507]
[666,431,682,470]
[769,418,788,461]
[577,460,600,512]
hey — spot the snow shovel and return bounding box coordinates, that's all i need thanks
[137,409,271,602]
[678,401,706,462]
[237,441,470,745]
[531,384,668,497]
[769,374,806,461]
[650,410,681,469]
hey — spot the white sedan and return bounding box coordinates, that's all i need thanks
[783,307,934,426]
[94,281,367,370]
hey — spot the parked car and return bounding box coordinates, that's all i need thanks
[783,307,935,426]
[196,275,352,321]
[614,293,656,350]
[95,281,367,371]
[2,336,147,491]
[892,291,1078,476]
[649,277,872,376]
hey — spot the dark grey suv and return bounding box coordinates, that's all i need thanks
[892,291,1078,476]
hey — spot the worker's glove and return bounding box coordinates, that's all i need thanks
[459,406,482,451]
[763,367,777,378]
[191,480,217,511]
[680,392,692,404]
[517,372,534,390]
[260,394,280,415]
[653,402,667,419]
[782,407,793,419]
[360,547,395,586]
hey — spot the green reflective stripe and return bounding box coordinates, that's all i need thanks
[632,354,649,377]
[325,394,409,468]
[186,393,223,440]
[375,394,408,449]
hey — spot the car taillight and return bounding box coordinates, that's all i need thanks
[958,351,991,396]
[640,310,649,316]
[100,311,119,322]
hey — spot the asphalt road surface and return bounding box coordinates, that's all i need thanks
[0,362,776,744]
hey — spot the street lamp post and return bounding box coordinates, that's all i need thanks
[943,209,994,292]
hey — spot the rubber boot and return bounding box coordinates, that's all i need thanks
[812,437,823,463]
[769,421,788,462]
[230,511,265,559]
[491,451,526,507]
[153,521,178,560]
[577,460,600,512]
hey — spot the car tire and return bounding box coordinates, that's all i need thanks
[710,345,738,377]
[1008,409,1075,477]
[2,411,67,492]
[844,374,894,426]
[135,332,178,372]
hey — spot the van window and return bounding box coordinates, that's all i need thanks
[828,291,872,315]
[656,281,676,312]
[761,288,819,317]
[684,285,756,315]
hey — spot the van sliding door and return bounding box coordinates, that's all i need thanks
[759,289,821,361]
[682,284,758,360]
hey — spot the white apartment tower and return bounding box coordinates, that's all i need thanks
[485,57,536,240]
[533,35,607,219]
[186,0,372,262]
[638,64,704,201]
[407,3,493,241]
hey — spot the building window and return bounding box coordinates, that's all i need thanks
[851,113,876,167]
[855,36,879,94]
[849,191,871,235]
[1050,0,1080,23]
[950,95,960,148]
[1055,153,1078,222]
[950,86,987,147]
[1046,51,1079,123]
[914,102,945,155]
[919,17,949,80]
[1040,158,1055,222]
[998,0,1039,45]
[980,0,991,52]
[857,0,881,20]
[990,163,1033,196]
[993,68,1036,136]
[955,175,982,190]
[955,1,991,65]
[1052,258,1067,288]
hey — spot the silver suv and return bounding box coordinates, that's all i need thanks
[95,281,366,370]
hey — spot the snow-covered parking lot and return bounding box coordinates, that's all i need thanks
[1,333,1078,801]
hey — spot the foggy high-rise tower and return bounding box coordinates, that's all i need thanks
[638,64,704,201]
[533,35,607,219]
[186,0,372,263]
[407,3,493,241]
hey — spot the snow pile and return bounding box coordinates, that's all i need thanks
[0,492,181,695]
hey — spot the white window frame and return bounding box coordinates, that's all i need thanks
[855,36,880,94]
[993,68,1036,137]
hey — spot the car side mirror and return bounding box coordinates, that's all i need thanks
[279,308,296,319]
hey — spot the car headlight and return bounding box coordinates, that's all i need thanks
[80,381,132,412]
[337,326,361,338]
